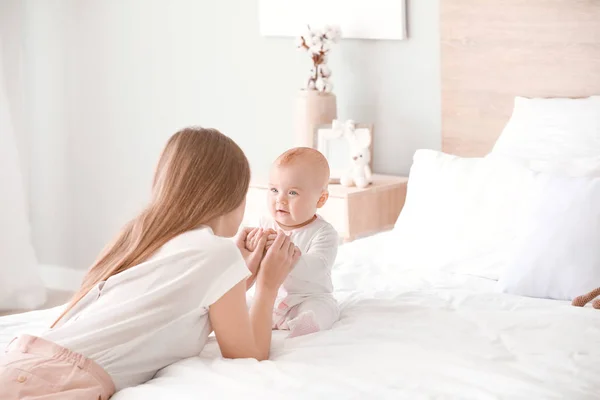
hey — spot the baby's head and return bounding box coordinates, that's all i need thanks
[268,147,330,229]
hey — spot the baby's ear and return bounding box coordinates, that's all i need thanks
[317,190,329,208]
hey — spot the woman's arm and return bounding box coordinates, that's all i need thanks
[234,227,267,290]
[208,281,277,360]
[209,232,300,360]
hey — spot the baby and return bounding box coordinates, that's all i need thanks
[246,147,339,338]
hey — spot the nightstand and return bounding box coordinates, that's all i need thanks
[244,174,409,242]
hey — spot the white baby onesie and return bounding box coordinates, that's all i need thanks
[259,215,340,337]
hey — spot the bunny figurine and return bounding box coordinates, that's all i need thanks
[340,125,372,188]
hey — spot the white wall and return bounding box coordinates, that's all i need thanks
[11,0,440,270]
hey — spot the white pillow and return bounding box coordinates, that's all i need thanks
[497,175,600,301]
[394,150,535,280]
[491,95,600,176]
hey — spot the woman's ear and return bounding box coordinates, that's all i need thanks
[316,191,329,208]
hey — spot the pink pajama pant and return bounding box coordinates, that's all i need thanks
[273,296,339,337]
[0,335,115,399]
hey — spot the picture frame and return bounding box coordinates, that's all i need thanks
[313,123,374,182]
[258,0,407,41]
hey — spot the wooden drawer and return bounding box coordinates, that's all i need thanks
[317,196,348,239]
[244,175,408,242]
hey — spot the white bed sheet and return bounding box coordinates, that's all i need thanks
[1,232,599,399]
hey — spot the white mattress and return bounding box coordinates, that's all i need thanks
[1,231,599,399]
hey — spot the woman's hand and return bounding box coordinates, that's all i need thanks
[234,227,267,289]
[211,232,300,362]
[255,229,277,251]
[265,232,278,251]
[256,231,301,293]
[249,228,277,252]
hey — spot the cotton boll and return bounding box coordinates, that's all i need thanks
[315,78,326,92]
[325,26,336,40]
[295,36,306,48]
[325,81,334,93]
[331,25,342,42]
[319,64,331,78]
[310,45,321,55]
[307,79,316,90]
[311,35,323,47]
[321,41,331,52]
[315,78,328,92]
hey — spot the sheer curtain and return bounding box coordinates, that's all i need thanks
[0,36,46,311]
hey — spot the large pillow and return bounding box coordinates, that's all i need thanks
[393,150,535,280]
[497,175,600,301]
[491,95,600,176]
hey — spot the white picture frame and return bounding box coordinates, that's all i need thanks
[314,123,374,181]
[258,0,407,41]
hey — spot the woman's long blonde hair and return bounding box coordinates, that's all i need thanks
[51,127,250,327]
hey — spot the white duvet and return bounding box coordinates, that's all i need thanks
[1,232,599,399]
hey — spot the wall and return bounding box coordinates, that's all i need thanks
[11,0,440,270]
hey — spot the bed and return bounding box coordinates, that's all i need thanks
[1,231,599,399]
[3,1,600,399]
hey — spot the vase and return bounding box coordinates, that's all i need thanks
[294,90,337,148]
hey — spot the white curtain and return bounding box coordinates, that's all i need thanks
[0,35,46,310]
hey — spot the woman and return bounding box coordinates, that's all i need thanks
[0,127,300,399]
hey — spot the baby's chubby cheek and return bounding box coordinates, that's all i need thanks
[294,197,319,219]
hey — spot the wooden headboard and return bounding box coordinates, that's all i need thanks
[441,0,600,156]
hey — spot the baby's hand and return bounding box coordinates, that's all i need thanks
[265,230,299,256]
[245,228,263,252]
[264,230,300,267]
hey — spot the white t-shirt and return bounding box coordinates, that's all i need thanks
[41,227,250,391]
[259,215,338,297]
